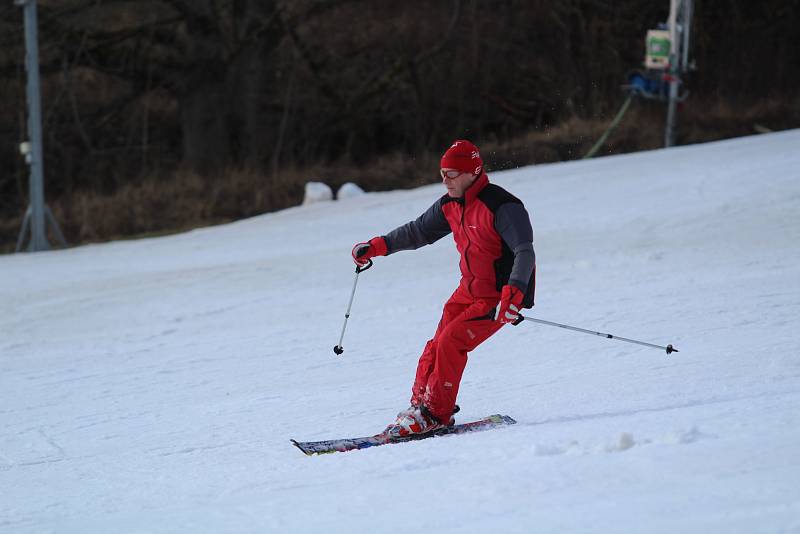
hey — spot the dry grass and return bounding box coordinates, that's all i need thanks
[3,167,305,252]
[680,95,800,144]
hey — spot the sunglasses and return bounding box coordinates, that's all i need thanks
[440,169,465,179]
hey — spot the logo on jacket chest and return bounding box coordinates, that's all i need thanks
[444,203,492,238]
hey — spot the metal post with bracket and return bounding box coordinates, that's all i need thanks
[15,0,66,252]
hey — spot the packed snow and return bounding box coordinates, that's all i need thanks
[1,130,799,533]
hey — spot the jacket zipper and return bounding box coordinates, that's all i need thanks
[460,200,475,295]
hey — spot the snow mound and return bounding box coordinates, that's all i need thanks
[302,181,333,205]
[337,182,365,199]
[662,426,715,445]
[605,432,636,452]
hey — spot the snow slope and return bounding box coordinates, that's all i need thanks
[2,130,799,533]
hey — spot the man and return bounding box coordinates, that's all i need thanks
[352,140,536,437]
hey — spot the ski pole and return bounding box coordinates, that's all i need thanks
[333,259,372,355]
[514,314,678,355]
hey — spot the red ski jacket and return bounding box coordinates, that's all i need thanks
[384,172,536,307]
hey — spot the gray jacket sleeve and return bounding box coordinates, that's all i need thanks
[495,203,536,292]
[383,199,452,253]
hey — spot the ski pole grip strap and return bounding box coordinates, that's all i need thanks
[356,259,373,273]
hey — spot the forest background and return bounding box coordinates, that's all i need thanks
[0,0,798,252]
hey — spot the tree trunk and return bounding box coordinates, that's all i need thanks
[179,81,230,176]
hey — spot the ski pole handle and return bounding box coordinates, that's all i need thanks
[333,259,373,355]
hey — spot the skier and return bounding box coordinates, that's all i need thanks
[352,140,536,438]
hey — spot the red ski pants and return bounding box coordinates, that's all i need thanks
[411,287,504,423]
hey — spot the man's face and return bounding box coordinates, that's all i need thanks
[441,168,477,198]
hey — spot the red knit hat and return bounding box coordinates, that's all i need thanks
[440,140,483,176]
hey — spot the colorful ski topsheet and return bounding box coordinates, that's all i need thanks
[291,414,516,455]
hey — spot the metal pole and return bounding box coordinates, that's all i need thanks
[664,74,679,147]
[664,0,680,148]
[516,314,678,355]
[681,0,693,72]
[15,0,65,252]
[333,260,372,355]
[20,0,49,251]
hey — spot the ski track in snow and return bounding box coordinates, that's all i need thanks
[2,130,800,533]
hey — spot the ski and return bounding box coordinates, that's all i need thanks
[291,414,516,455]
